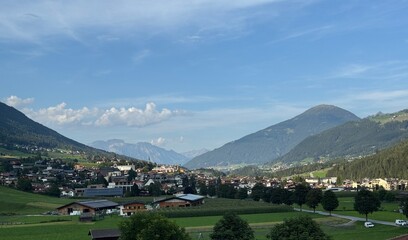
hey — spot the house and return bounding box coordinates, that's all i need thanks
[57,199,119,215]
[88,229,120,240]
[115,164,135,174]
[152,194,205,208]
[119,200,146,216]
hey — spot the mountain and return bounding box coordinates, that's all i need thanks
[182,149,210,159]
[184,105,360,169]
[0,101,90,151]
[327,138,408,179]
[90,139,189,165]
[0,101,142,162]
[275,109,408,164]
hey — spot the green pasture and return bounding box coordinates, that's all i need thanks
[1,212,407,240]
[0,186,71,215]
[298,196,407,222]
[1,187,408,239]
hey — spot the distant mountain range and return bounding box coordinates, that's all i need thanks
[182,148,210,159]
[90,139,195,165]
[184,105,360,169]
[274,109,408,165]
[0,101,143,163]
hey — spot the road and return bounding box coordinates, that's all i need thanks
[293,208,396,226]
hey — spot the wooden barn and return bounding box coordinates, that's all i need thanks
[57,199,119,215]
[119,200,146,216]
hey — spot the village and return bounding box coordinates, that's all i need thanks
[1,157,407,202]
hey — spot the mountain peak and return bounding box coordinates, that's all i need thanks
[184,105,359,169]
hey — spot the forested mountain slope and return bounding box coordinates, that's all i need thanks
[327,139,408,179]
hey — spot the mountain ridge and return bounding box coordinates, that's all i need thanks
[274,109,408,165]
[90,139,190,165]
[184,104,360,169]
[0,102,143,163]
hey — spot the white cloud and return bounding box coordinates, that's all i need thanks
[150,137,166,147]
[0,0,284,44]
[95,102,186,127]
[5,95,185,128]
[355,90,408,102]
[334,64,374,78]
[5,95,34,108]
[270,25,334,44]
[24,102,97,126]
[132,49,151,64]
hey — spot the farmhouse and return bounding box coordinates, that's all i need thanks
[57,199,119,215]
[152,194,205,208]
[119,200,146,216]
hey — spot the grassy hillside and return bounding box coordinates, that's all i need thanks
[0,186,71,215]
[328,138,408,179]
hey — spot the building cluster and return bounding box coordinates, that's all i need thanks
[0,158,192,197]
[1,158,408,200]
[56,193,205,218]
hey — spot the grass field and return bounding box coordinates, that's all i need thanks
[1,187,408,239]
[0,186,71,215]
[298,196,407,222]
[1,212,407,240]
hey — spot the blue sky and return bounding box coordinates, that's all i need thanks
[2,0,408,153]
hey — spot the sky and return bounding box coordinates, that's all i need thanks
[2,0,408,153]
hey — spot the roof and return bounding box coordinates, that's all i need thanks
[88,229,120,239]
[121,200,145,206]
[83,188,123,197]
[153,194,204,204]
[175,194,205,201]
[57,200,119,210]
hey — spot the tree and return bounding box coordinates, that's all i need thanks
[400,197,408,219]
[262,188,272,203]
[184,186,195,194]
[119,212,191,240]
[354,188,381,221]
[199,183,208,196]
[190,175,197,193]
[321,190,339,216]
[377,187,387,201]
[251,183,265,201]
[280,189,293,206]
[217,184,236,199]
[129,183,140,197]
[384,191,396,202]
[306,188,323,213]
[270,188,283,204]
[17,177,33,192]
[293,184,310,211]
[148,182,162,196]
[45,183,61,197]
[210,212,254,240]
[127,169,137,182]
[236,187,248,200]
[267,215,331,240]
[208,184,216,197]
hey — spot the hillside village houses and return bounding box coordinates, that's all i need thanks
[1,157,408,203]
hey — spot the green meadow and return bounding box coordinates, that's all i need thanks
[1,187,408,239]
